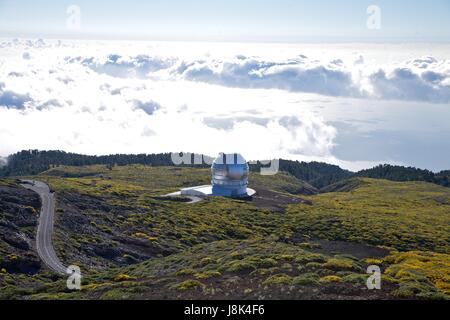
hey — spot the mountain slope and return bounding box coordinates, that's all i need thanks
[288,178,450,254]
[357,164,450,188]
[0,150,349,190]
[319,178,367,193]
[2,150,449,191]
[251,159,353,189]
[0,180,41,274]
[0,165,449,300]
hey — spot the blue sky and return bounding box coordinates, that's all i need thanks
[1,0,450,41]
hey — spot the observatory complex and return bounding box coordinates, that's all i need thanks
[167,153,256,200]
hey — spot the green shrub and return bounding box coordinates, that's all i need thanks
[229,251,244,259]
[365,258,383,265]
[384,251,450,296]
[392,282,446,300]
[305,262,323,269]
[341,273,367,284]
[324,258,357,271]
[100,288,131,300]
[263,273,292,286]
[224,260,255,273]
[175,268,197,276]
[319,275,342,283]
[194,271,221,279]
[199,257,215,266]
[293,273,319,286]
[281,263,293,270]
[279,254,294,261]
[298,242,321,250]
[172,280,205,291]
[255,258,278,268]
[295,253,327,264]
[113,274,135,282]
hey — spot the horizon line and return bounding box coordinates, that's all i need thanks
[1,149,448,174]
[1,33,449,45]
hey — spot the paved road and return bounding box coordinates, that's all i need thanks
[21,180,66,275]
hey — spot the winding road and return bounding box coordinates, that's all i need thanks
[21,180,66,275]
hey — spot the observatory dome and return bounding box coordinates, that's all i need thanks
[211,153,249,197]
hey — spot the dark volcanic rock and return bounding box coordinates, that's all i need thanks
[93,246,121,259]
[2,232,30,250]
[0,181,41,274]
[54,190,174,269]
[60,192,114,212]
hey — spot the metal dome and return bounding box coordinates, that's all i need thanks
[211,153,249,197]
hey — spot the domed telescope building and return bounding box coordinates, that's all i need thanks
[166,153,256,201]
[211,153,249,197]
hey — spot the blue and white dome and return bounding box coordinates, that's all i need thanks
[211,153,249,197]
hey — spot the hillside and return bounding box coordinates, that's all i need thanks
[1,150,449,191]
[0,150,349,191]
[319,178,367,193]
[0,165,449,300]
[289,178,450,253]
[357,164,450,188]
[250,159,352,189]
[0,179,42,274]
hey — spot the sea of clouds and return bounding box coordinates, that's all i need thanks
[1,39,449,171]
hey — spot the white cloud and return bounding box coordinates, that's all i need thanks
[180,59,360,97]
[74,48,450,103]
[370,57,450,103]
[0,82,32,109]
[75,54,176,79]
[130,99,161,115]
[0,39,449,171]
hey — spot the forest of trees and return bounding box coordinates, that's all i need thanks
[356,164,450,188]
[0,150,449,189]
[249,159,353,189]
[0,150,177,177]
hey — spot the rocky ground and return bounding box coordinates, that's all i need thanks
[0,180,41,274]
